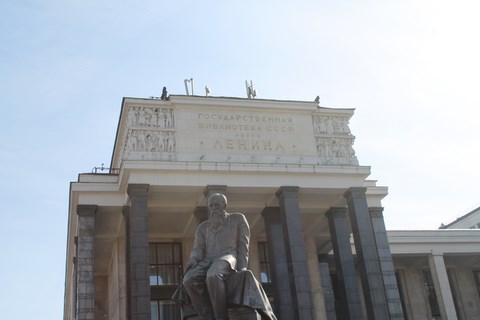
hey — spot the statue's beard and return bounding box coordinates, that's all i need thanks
[210,211,227,229]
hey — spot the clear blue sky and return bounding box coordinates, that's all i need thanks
[1,1,479,319]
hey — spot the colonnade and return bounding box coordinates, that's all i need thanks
[75,185,465,320]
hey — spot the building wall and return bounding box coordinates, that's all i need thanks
[450,267,480,319]
[107,239,127,320]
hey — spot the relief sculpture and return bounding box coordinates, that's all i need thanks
[127,106,175,128]
[312,115,351,135]
[312,114,358,165]
[122,106,177,160]
[125,130,176,154]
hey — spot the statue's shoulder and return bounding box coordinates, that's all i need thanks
[197,220,210,231]
[228,212,247,222]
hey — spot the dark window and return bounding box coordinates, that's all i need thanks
[258,241,272,284]
[447,269,462,320]
[149,243,183,320]
[149,243,183,286]
[423,271,441,320]
[258,241,275,310]
[474,271,480,301]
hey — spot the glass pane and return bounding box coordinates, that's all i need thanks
[150,301,159,320]
[157,244,173,264]
[260,264,269,283]
[158,266,175,285]
[149,245,157,264]
[149,266,158,285]
[423,271,441,318]
[258,243,266,263]
[173,244,180,263]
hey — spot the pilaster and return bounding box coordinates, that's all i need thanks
[317,254,336,320]
[344,187,389,319]
[126,184,151,320]
[276,186,314,320]
[325,207,362,319]
[76,205,97,320]
[305,237,327,320]
[428,253,458,320]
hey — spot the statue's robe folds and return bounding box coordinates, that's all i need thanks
[190,212,250,271]
[173,270,277,320]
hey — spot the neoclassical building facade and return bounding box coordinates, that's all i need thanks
[64,95,480,320]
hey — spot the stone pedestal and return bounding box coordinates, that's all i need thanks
[182,305,261,320]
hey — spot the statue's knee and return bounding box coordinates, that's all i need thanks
[206,272,225,284]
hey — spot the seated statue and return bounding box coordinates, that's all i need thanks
[174,193,276,320]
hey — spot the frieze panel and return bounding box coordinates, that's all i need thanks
[115,106,177,163]
[127,106,175,128]
[124,130,176,155]
[312,115,351,135]
[312,114,358,165]
[315,137,357,165]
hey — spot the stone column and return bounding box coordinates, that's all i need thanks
[325,207,362,320]
[126,184,151,320]
[344,188,389,319]
[276,186,314,320]
[193,206,208,225]
[317,254,336,320]
[369,207,405,320]
[262,207,296,320]
[428,253,458,320]
[305,237,327,320]
[76,205,97,320]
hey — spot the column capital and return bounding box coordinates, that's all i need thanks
[77,205,97,217]
[203,185,227,199]
[127,184,149,197]
[193,206,209,224]
[368,207,384,218]
[325,207,348,219]
[430,250,444,257]
[261,207,280,219]
[275,186,299,199]
[344,187,367,200]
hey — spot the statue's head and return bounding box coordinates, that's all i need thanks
[208,193,227,217]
